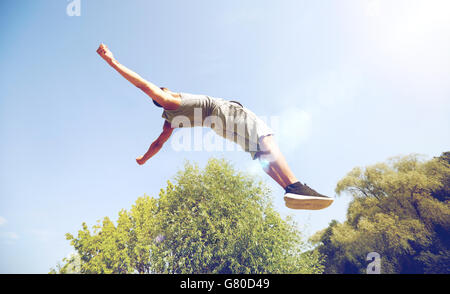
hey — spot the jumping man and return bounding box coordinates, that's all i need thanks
[96,43,333,210]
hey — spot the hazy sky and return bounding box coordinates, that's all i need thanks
[1,0,449,273]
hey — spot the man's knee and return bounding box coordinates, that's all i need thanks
[258,136,281,162]
[255,150,270,160]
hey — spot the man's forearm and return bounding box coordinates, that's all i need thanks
[108,58,154,90]
[143,141,164,160]
[108,59,166,103]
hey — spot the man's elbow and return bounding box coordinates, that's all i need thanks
[136,82,150,92]
[137,82,157,97]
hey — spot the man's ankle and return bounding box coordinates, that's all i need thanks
[284,181,302,190]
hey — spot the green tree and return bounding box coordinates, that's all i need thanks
[49,253,81,274]
[312,152,450,273]
[54,158,323,274]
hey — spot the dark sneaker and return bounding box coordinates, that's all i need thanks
[284,182,334,210]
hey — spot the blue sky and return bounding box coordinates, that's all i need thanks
[1,0,449,273]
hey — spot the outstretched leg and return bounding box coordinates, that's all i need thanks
[257,135,333,210]
[263,161,288,188]
[258,135,298,189]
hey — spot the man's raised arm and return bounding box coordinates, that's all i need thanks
[96,43,177,109]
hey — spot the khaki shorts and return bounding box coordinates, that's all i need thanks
[210,101,274,160]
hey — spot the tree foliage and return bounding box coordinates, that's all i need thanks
[53,158,323,274]
[312,152,450,273]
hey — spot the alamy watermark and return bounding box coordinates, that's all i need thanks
[66,0,81,17]
[366,252,381,274]
[165,108,280,161]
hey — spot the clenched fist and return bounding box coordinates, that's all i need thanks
[136,155,148,166]
[96,43,114,63]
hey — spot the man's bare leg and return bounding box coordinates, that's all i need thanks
[258,135,333,210]
[263,162,288,188]
[258,135,298,188]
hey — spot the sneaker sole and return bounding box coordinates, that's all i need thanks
[284,193,334,210]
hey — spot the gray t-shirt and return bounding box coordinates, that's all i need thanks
[161,92,226,127]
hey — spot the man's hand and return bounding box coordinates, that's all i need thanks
[136,155,148,166]
[96,43,115,63]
